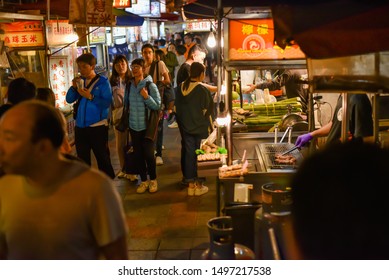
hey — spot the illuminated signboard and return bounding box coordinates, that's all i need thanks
[49,56,72,108]
[46,20,77,46]
[125,0,150,16]
[89,27,106,44]
[113,0,132,8]
[0,21,45,48]
[228,18,305,61]
[186,21,216,32]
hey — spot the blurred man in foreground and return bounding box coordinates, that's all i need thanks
[0,101,128,259]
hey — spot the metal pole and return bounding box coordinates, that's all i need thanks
[341,92,349,142]
[47,0,50,20]
[216,0,222,116]
[373,92,380,144]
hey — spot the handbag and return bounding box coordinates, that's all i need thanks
[115,85,130,132]
[145,109,161,142]
[112,106,123,126]
[123,132,139,174]
[150,61,175,110]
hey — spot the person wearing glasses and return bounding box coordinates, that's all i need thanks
[127,58,161,194]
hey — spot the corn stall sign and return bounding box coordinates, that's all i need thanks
[0,21,44,48]
[69,0,114,26]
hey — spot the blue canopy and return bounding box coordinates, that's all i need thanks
[114,8,144,27]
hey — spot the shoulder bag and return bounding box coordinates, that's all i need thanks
[144,81,162,142]
[115,83,130,132]
[149,61,175,111]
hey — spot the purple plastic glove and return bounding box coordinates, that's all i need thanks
[295,133,313,148]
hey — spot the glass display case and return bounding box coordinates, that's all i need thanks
[0,49,47,105]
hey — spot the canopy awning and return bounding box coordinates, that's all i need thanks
[11,0,144,27]
[182,0,389,59]
[113,8,144,26]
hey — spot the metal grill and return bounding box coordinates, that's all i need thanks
[258,143,303,171]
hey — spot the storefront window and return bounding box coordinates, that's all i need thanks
[0,49,46,104]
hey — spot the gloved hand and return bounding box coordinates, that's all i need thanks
[295,133,313,148]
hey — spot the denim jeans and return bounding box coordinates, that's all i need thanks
[181,129,208,182]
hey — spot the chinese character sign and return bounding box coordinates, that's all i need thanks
[228,18,305,60]
[69,0,114,26]
[46,20,77,46]
[49,56,72,109]
[0,21,45,48]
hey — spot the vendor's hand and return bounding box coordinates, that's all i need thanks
[242,84,256,94]
[295,133,313,148]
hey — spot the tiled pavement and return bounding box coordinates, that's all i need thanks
[104,122,217,260]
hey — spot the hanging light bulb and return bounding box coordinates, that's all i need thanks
[207,30,216,48]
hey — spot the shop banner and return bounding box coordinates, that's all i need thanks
[49,56,73,109]
[89,27,106,44]
[69,0,115,26]
[0,21,44,48]
[228,18,305,61]
[46,20,77,46]
[113,0,132,8]
[186,20,216,32]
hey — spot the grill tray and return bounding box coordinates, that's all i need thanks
[258,143,303,171]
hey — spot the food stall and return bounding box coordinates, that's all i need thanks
[205,8,389,258]
[202,14,309,216]
[191,13,311,258]
[0,13,47,103]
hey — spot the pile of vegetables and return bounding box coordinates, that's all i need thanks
[232,97,303,129]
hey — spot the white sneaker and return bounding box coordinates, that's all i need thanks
[149,179,158,193]
[188,184,208,196]
[126,174,138,182]
[156,156,164,166]
[117,171,126,178]
[188,187,195,196]
[168,121,178,128]
[137,181,149,194]
[194,184,208,196]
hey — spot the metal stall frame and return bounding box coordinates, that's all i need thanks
[221,14,307,166]
[210,13,308,217]
[307,52,389,145]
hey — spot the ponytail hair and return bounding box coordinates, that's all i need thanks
[182,62,205,91]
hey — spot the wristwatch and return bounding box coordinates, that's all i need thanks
[88,94,94,101]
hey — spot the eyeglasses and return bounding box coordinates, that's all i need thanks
[131,65,142,70]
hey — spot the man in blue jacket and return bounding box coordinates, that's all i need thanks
[66,53,115,178]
